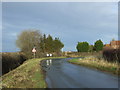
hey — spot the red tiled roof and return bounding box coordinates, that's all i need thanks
[110,41,120,45]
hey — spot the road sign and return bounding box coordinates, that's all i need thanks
[32,48,36,58]
[32,48,36,53]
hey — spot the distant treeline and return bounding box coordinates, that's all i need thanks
[76,40,120,63]
[2,52,27,75]
[16,30,64,58]
[65,51,102,58]
[76,39,104,52]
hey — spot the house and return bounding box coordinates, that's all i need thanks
[110,41,120,49]
[104,40,120,49]
[105,44,110,47]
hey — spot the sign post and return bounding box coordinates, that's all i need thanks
[32,47,36,58]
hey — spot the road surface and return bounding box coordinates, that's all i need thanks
[41,58,119,88]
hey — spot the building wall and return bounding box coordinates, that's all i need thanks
[104,41,120,49]
[110,41,120,49]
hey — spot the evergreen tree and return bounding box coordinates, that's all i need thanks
[53,37,64,52]
[76,42,89,52]
[43,34,46,52]
[45,34,54,53]
[93,39,104,52]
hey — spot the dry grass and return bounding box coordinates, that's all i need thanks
[69,56,119,75]
[64,52,102,57]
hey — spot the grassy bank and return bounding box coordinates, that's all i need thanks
[68,56,119,76]
[1,57,65,88]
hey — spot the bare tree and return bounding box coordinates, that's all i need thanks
[16,30,42,58]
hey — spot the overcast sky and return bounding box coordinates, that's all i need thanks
[2,2,118,52]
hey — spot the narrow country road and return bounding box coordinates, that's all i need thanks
[41,58,119,88]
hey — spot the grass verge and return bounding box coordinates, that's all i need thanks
[68,56,120,76]
[0,57,65,88]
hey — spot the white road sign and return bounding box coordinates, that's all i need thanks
[32,48,36,53]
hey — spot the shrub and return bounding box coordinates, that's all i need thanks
[2,52,27,75]
[76,42,89,52]
[103,48,120,63]
[94,40,104,52]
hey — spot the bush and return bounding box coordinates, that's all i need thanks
[94,40,104,52]
[2,52,27,75]
[103,49,120,63]
[76,42,89,52]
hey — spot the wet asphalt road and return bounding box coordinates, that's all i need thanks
[41,58,119,88]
